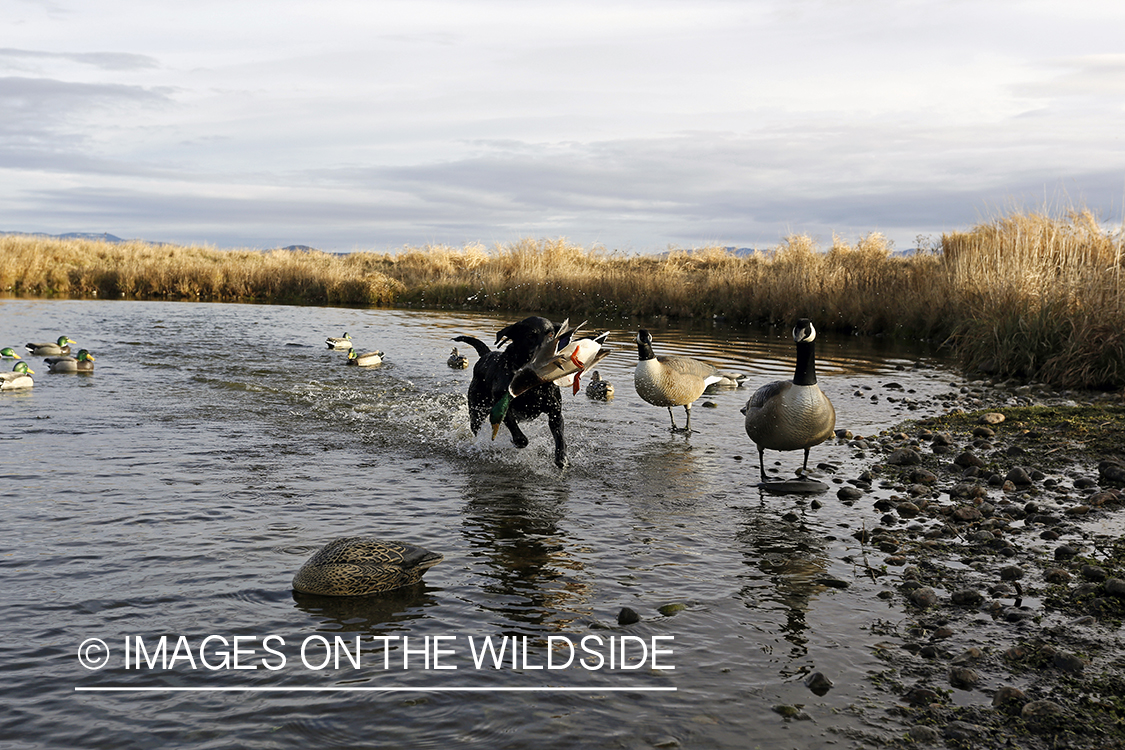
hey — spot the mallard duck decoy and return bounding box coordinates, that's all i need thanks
[26,335,76,357]
[633,329,723,432]
[346,348,384,367]
[742,318,836,485]
[292,536,443,596]
[488,319,610,438]
[706,371,748,390]
[45,349,96,373]
[585,370,614,400]
[447,347,469,369]
[326,332,353,350]
[0,361,34,390]
[1,347,22,359]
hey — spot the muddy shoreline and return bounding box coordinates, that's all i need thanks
[820,378,1125,748]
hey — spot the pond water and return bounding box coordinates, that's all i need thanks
[1,298,964,749]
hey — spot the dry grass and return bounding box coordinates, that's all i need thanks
[3,207,1123,388]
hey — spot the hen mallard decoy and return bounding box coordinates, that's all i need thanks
[633,329,723,433]
[346,348,384,367]
[488,319,611,438]
[26,336,76,357]
[326,332,353,350]
[1,347,22,359]
[742,318,836,487]
[585,370,614,400]
[447,347,469,369]
[292,536,444,596]
[45,349,96,373]
[0,361,34,390]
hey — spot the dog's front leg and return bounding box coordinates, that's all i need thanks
[547,408,567,469]
[504,414,530,449]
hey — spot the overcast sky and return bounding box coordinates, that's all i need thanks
[3,0,1124,253]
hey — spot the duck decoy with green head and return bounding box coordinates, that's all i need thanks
[326,332,353,350]
[742,318,836,489]
[346,348,384,367]
[45,349,96,373]
[585,370,614,400]
[1,347,22,360]
[447,347,469,369]
[633,329,723,433]
[26,336,76,357]
[292,536,443,596]
[0,361,34,390]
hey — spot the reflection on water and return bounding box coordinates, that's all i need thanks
[0,298,960,749]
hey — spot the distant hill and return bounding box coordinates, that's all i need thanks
[3,230,130,243]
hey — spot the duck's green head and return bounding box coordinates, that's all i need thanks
[76,349,95,361]
[489,392,512,440]
[12,361,33,375]
[0,347,20,359]
[58,336,77,346]
[347,349,358,360]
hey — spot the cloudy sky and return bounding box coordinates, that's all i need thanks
[3,0,1124,253]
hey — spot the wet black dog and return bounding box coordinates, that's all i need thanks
[453,316,567,468]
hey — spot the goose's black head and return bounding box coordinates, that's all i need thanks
[793,318,815,344]
[634,329,656,361]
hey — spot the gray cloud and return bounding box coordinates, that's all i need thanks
[0,48,160,71]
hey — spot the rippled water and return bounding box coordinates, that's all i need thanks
[1,298,964,749]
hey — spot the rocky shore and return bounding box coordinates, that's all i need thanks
[828,378,1125,748]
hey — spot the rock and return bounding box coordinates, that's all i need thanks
[972,426,995,438]
[903,686,941,706]
[1105,578,1125,597]
[980,412,1006,425]
[907,725,940,743]
[999,565,1024,581]
[815,575,849,589]
[1098,459,1125,485]
[951,647,981,664]
[954,451,985,468]
[952,505,983,522]
[943,720,985,740]
[617,607,641,625]
[1052,651,1086,674]
[887,448,921,466]
[1080,565,1108,582]
[992,685,1026,710]
[1021,699,1065,720]
[910,587,939,608]
[658,603,686,616]
[837,487,864,503]
[896,501,920,518]
[910,468,938,484]
[1045,567,1072,584]
[949,667,980,689]
[1005,467,1034,486]
[951,588,984,606]
[804,671,833,695]
[1054,544,1080,561]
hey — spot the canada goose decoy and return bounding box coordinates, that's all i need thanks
[742,318,836,491]
[346,348,384,367]
[26,335,76,357]
[325,332,353,350]
[1,347,22,359]
[488,319,611,438]
[0,361,34,390]
[585,370,614,400]
[45,349,96,373]
[447,347,469,369]
[633,329,723,433]
[292,536,443,596]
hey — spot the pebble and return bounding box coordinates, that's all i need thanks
[910,468,938,484]
[658,603,686,617]
[1005,467,1034,486]
[887,448,921,466]
[1000,565,1024,581]
[980,412,1006,424]
[910,587,939,608]
[837,486,864,502]
[954,451,985,468]
[1052,651,1086,673]
[1105,578,1125,597]
[1045,567,1072,583]
[1080,565,1108,582]
[617,607,641,626]
[992,685,1026,709]
[1021,699,1065,720]
[1054,544,1080,560]
[951,588,983,606]
[907,725,940,743]
[804,672,833,695]
[943,720,985,740]
[949,666,980,689]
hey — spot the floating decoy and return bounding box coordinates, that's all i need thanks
[346,348,384,367]
[742,318,836,489]
[326,332,353,350]
[447,347,469,369]
[45,349,96,373]
[0,361,34,390]
[1,347,22,359]
[292,536,443,596]
[585,370,614,400]
[487,319,610,438]
[633,329,723,432]
[26,336,76,357]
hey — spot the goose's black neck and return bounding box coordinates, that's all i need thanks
[793,340,817,386]
[636,332,655,361]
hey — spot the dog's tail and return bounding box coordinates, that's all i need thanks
[451,335,491,358]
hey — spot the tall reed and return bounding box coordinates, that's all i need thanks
[3,207,1123,388]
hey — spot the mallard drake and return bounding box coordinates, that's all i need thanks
[1,347,22,359]
[292,536,443,596]
[26,335,76,357]
[585,370,614,400]
[742,318,836,484]
[0,361,34,390]
[706,371,748,390]
[45,349,96,373]
[633,329,723,432]
[325,332,353,350]
[488,319,611,438]
[346,348,384,367]
[447,347,469,369]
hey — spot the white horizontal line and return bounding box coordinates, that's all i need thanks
[75,686,676,693]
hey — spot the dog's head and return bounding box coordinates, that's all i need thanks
[495,316,556,367]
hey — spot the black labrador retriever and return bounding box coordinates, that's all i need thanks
[453,316,567,468]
